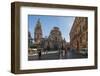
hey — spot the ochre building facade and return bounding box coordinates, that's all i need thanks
[69,17,88,52]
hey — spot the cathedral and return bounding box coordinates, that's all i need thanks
[29,19,67,51]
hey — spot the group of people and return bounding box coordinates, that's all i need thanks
[58,47,68,59]
[37,47,70,60]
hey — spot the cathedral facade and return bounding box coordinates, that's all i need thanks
[31,19,67,51]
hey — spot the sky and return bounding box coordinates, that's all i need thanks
[28,15,75,42]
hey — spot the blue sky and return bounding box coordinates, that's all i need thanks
[28,15,75,42]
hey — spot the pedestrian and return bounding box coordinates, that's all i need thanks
[63,48,66,57]
[38,49,41,60]
[59,49,62,59]
[64,47,68,57]
[45,48,48,54]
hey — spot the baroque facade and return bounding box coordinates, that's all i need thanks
[69,17,88,52]
[31,19,67,51]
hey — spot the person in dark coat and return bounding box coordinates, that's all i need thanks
[38,49,42,60]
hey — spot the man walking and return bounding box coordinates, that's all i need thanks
[38,49,42,60]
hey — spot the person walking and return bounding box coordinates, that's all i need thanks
[38,49,42,60]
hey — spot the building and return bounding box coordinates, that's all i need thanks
[28,31,33,48]
[41,27,66,50]
[34,19,43,44]
[28,31,34,54]
[69,17,88,52]
[66,42,70,50]
[32,19,67,51]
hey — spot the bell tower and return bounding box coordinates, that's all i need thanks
[34,19,42,43]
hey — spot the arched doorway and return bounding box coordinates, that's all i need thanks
[54,43,59,50]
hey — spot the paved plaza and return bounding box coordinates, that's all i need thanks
[28,49,87,60]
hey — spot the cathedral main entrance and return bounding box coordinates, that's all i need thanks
[54,43,59,50]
